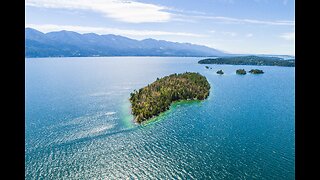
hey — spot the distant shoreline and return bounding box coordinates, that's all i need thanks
[198,55,295,67]
[25,55,218,59]
[25,54,294,59]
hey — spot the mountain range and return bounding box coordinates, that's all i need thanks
[25,28,227,57]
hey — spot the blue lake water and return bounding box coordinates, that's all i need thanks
[25,57,295,179]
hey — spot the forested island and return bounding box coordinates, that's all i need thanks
[236,69,247,75]
[249,69,264,74]
[129,72,210,123]
[198,55,295,67]
[217,70,224,75]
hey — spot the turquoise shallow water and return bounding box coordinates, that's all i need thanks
[25,57,295,179]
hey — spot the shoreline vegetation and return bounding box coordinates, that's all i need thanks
[198,55,295,67]
[129,72,210,123]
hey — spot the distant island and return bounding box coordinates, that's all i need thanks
[198,55,295,67]
[216,70,224,75]
[236,69,247,75]
[129,72,210,123]
[249,69,264,74]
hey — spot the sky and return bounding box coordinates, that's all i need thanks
[25,0,295,55]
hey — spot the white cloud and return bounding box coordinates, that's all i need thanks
[26,0,171,23]
[246,33,253,37]
[280,32,295,41]
[26,0,294,26]
[170,8,294,26]
[209,30,216,33]
[183,15,294,26]
[26,24,206,37]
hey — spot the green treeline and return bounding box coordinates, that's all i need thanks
[129,72,210,123]
[198,55,295,67]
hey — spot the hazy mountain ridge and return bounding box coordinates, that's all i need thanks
[25,28,227,57]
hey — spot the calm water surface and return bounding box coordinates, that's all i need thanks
[25,57,295,179]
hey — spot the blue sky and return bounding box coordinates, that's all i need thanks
[25,0,295,55]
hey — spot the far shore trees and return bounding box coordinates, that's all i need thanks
[198,55,294,67]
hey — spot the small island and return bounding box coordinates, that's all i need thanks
[216,70,224,75]
[129,72,210,123]
[249,69,264,74]
[236,69,246,75]
[205,66,212,69]
[198,55,295,67]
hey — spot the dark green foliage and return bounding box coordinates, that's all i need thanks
[216,70,224,75]
[249,69,264,74]
[129,72,210,123]
[236,69,246,75]
[205,66,209,69]
[198,55,295,67]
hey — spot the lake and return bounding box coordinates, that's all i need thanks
[25,57,295,179]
